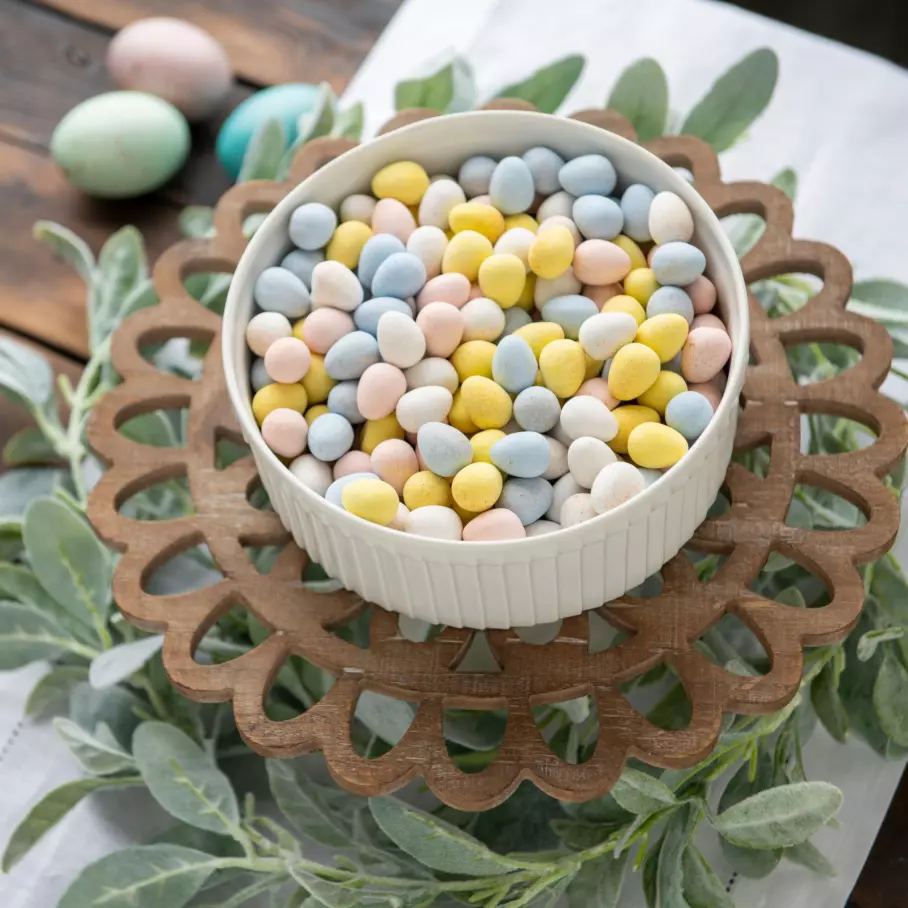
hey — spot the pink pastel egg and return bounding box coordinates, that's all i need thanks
[371,439,419,494]
[576,378,619,410]
[333,450,373,479]
[681,327,732,383]
[647,245,656,267]
[691,313,726,333]
[687,381,723,412]
[468,283,485,300]
[301,308,354,354]
[416,302,464,357]
[372,198,416,242]
[582,283,623,307]
[416,273,472,309]
[261,408,308,458]
[686,275,717,314]
[572,240,632,286]
[357,363,407,420]
[462,508,527,541]
[263,336,311,383]
[471,194,491,205]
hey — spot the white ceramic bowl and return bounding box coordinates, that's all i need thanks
[223,110,748,629]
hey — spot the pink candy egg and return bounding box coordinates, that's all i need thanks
[334,450,372,479]
[573,240,632,286]
[263,336,311,383]
[372,198,416,242]
[462,508,527,541]
[691,313,726,332]
[681,327,732,383]
[686,275,717,314]
[371,439,419,494]
[468,283,485,300]
[416,302,465,357]
[417,273,471,309]
[302,308,354,354]
[576,377,619,410]
[582,283,623,308]
[357,363,407,420]
[261,408,308,458]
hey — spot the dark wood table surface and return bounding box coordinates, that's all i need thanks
[0,1,904,905]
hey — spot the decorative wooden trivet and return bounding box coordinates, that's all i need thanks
[86,104,908,810]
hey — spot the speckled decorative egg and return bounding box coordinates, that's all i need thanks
[216,82,319,178]
[51,91,190,199]
[106,18,233,120]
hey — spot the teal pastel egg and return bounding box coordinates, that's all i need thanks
[354,297,412,336]
[489,156,536,214]
[541,294,599,340]
[490,431,551,478]
[521,146,564,195]
[651,242,707,286]
[51,91,190,199]
[572,195,624,240]
[254,266,309,318]
[358,234,406,289]
[308,413,355,462]
[371,252,427,300]
[327,381,365,425]
[558,154,617,197]
[324,331,380,380]
[499,477,554,525]
[216,83,319,178]
[646,286,694,324]
[620,184,655,242]
[289,202,337,251]
[281,249,324,288]
[665,390,713,440]
[417,423,472,477]
[492,335,537,393]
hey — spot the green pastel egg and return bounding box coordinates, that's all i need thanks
[51,91,190,199]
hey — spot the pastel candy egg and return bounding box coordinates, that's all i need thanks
[301,354,335,404]
[254,267,310,318]
[651,242,706,286]
[290,453,333,496]
[358,233,406,289]
[378,310,427,368]
[647,286,694,324]
[691,313,725,332]
[461,376,513,429]
[572,240,631,286]
[403,472,453,510]
[537,191,575,221]
[417,302,464,357]
[251,358,270,391]
[478,253,526,308]
[528,226,574,280]
[301,308,354,354]
[513,386,560,433]
[494,228,535,272]
[687,276,717,314]
[503,307,533,335]
[405,357,459,393]
[490,431,550,478]
[558,154,617,196]
[499,477,554,526]
[609,405,660,454]
[542,436,569,480]
[560,396,618,443]
[560,493,597,528]
[578,311,638,360]
[489,156,535,215]
[371,252,427,300]
[417,273,472,309]
[307,412,354,461]
[493,335,538,393]
[264,336,311,383]
[396,386,454,433]
[389,500,410,530]
[418,178,467,229]
[576,377,619,410]
[526,519,561,537]
[371,439,419,494]
[450,340,496,381]
[417,423,473,477]
[608,343,660,401]
[340,194,377,224]
[326,220,373,270]
[407,226,448,280]
[535,268,582,308]
[404,505,462,539]
[636,313,689,363]
[281,249,324,288]
[516,273,537,310]
[522,146,565,194]
[246,311,291,356]
[639,468,663,488]
[452,462,503,513]
[572,195,624,240]
[567,437,618,488]
[665,390,714,440]
[371,161,430,206]
[449,203,506,244]
[548,473,583,520]
[261,408,308,458]
[539,339,586,398]
[541,295,598,340]
[442,230,494,281]
[538,215,581,247]
[327,381,364,425]
[602,294,646,325]
[458,156,497,197]
[324,331,379,380]
[627,423,689,469]
[310,260,364,312]
[326,471,381,506]
[334,450,373,479]
[289,203,337,251]
[624,268,660,305]
[354,297,412,336]
[504,213,538,232]
[357,363,407,420]
[462,508,525,541]
[613,235,647,271]
[372,198,417,242]
[360,414,406,454]
[620,184,655,242]
[461,297,505,342]
[305,405,329,425]
[470,429,506,465]
[681,327,732,383]
[649,191,694,244]
[637,370,687,415]
[590,462,646,514]
[342,478,400,525]
[688,381,723,412]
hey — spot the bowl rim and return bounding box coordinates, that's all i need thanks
[223,109,749,553]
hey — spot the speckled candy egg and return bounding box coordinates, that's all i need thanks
[462,508,526,541]
[416,303,464,358]
[371,439,419,494]
[357,363,407,420]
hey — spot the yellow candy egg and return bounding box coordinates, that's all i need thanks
[612,235,647,271]
[478,253,526,308]
[539,339,586,398]
[461,376,513,429]
[513,321,565,359]
[304,404,330,425]
[449,388,479,434]
[360,414,405,454]
[341,478,399,525]
[470,429,506,465]
[584,352,604,380]
[503,213,538,233]
[300,354,336,404]
[624,267,659,304]
[601,294,646,325]
[627,422,689,469]
[452,462,503,513]
[516,273,536,310]
[609,405,660,454]
[528,225,574,279]
[403,470,452,509]
[448,202,506,243]
[453,502,478,526]
[637,371,688,415]
[450,340,496,381]
[325,220,373,269]
[608,343,661,401]
[292,317,306,340]
[636,314,689,363]
[252,382,308,425]
[371,161,430,206]
[442,230,494,281]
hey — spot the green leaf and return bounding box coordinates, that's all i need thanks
[473,782,562,854]
[641,833,663,908]
[772,168,798,201]
[566,849,627,907]
[180,206,215,239]
[119,279,158,322]
[238,118,288,183]
[23,497,113,635]
[286,867,357,908]
[0,469,66,526]
[266,759,350,847]
[53,716,135,775]
[858,627,907,662]
[494,54,585,113]
[93,226,147,347]
[90,635,165,688]
[811,657,848,742]
[120,410,180,447]
[873,654,908,746]
[658,804,699,908]
[395,55,476,113]
[33,220,95,281]
[2,775,141,872]
[58,844,220,908]
[712,781,843,850]
[784,839,836,877]
[3,427,58,466]
[297,83,337,144]
[682,845,734,907]
[606,58,669,142]
[611,767,676,816]
[333,102,364,140]
[852,279,908,312]
[26,665,89,716]
[133,722,241,835]
[680,48,779,151]
[0,600,71,667]
[369,796,527,876]
[0,338,55,415]
[355,690,414,744]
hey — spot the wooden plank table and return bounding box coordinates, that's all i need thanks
[0,1,903,904]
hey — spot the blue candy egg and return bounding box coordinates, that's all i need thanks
[251,358,269,391]
[458,155,496,197]
[558,154,617,197]
[664,352,682,375]
[646,286,694,324]
[417,423,472,477]
[490,431,552,478]
[665,391,714,440]
[502,307,533,336]
[513,387,560,433]
[542,295,598,340]
[358,234,406,289]
[638,468,663,488]
[327,381,365,425]
[371,252,427,300]
[323,331,380,380]
[216,83,320,178]
[354,297,412,335]
[289,202,337,251]
[651,242,706,286]
[522,146,565,195]
[326,471,380,506]
[499,477,554,525]
[308,413,355,462]
[254,266,310,318]
[281,249,324,288]
[492,335,538,393]
[572,195,624,240]
[620,184,655,242]
[489,156,535,215]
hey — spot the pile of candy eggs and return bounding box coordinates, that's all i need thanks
[244,149,732,542]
